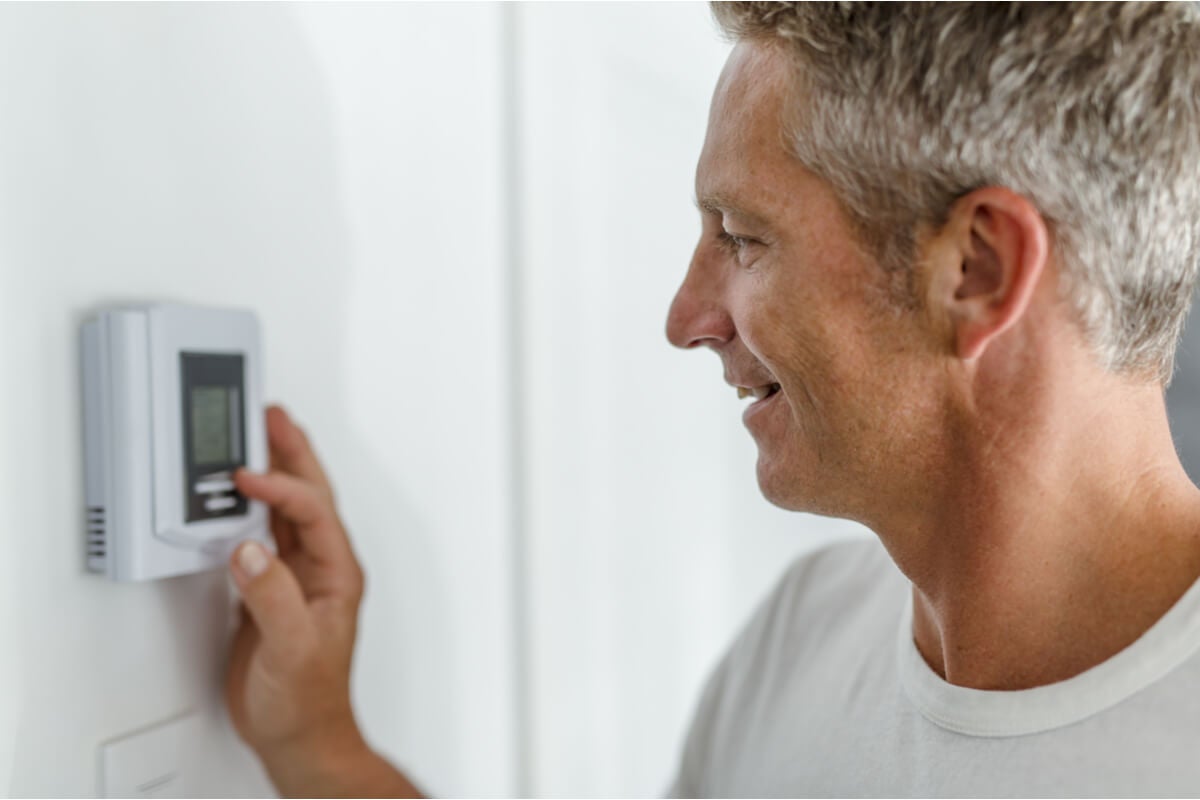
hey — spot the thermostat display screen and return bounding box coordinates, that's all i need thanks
[191,386,237,466]
[181,353,248,523]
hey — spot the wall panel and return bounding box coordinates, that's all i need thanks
[0,4,515,795]
[514,5,867,795]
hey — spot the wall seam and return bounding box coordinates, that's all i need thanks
[499,4,534,797]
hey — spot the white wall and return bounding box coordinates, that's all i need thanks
[0,197,15,793]
[513,5,867,795]
[0,3,515,795]
[0,3,865,797]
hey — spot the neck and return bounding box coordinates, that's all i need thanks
[877,371,1200,691]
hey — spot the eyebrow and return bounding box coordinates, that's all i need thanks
[695,193,772,229]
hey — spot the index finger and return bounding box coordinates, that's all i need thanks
[265,405,335,498]
[235,468,354,568]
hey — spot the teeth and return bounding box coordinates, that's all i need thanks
[737,384,779,401]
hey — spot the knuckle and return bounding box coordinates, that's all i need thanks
[310,486,340,524]
[291,424,312,452]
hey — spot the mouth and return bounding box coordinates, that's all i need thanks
[738,382,783,427]
[737,382,782,402]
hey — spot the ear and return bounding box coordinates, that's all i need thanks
[927,187,1050,361]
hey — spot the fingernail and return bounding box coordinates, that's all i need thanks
[238,541,270,579]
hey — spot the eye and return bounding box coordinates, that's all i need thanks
[718,230,751,253]
[717,230,761,265]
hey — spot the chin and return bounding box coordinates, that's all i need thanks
[755,454,814,512]
[755,451,848,517]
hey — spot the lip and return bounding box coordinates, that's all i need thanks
[742,386,782,427]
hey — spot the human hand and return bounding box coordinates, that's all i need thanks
[225,405,370,786]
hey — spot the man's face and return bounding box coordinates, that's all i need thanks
[667,41,935,518]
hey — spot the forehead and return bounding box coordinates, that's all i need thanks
[696,41,805,219]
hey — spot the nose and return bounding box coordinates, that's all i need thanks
[666,248,735,350]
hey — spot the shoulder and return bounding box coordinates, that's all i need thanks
[670,535,904,796]
[725,535,900,679]
[772,534,896,610]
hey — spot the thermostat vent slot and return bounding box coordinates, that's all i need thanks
[86,505,107,568]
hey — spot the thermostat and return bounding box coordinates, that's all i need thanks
[81,304,269,582]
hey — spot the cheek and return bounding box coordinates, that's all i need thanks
[750,291,836,387]
[730,262,880,415]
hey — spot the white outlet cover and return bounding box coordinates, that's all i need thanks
[99,713,201,798]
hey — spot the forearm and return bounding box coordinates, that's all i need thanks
[259,726,424,799]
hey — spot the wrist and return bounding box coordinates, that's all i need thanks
[257,716,375,796]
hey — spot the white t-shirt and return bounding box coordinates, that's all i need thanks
[670,537,1200,797]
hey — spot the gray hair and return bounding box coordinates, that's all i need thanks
[712,2,1200,382]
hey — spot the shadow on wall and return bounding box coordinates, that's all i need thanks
[1168,294,1200,484]
[0,4,445,794]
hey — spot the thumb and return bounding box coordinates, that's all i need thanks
[231,541,314,661]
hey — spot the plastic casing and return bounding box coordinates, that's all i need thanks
[81,304,269,582]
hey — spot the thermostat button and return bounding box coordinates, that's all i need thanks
[204,496,238,512]
[195,479,236,495]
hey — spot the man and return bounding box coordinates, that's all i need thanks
[225,2,1200,796]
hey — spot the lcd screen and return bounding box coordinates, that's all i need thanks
[191,386,231,466]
